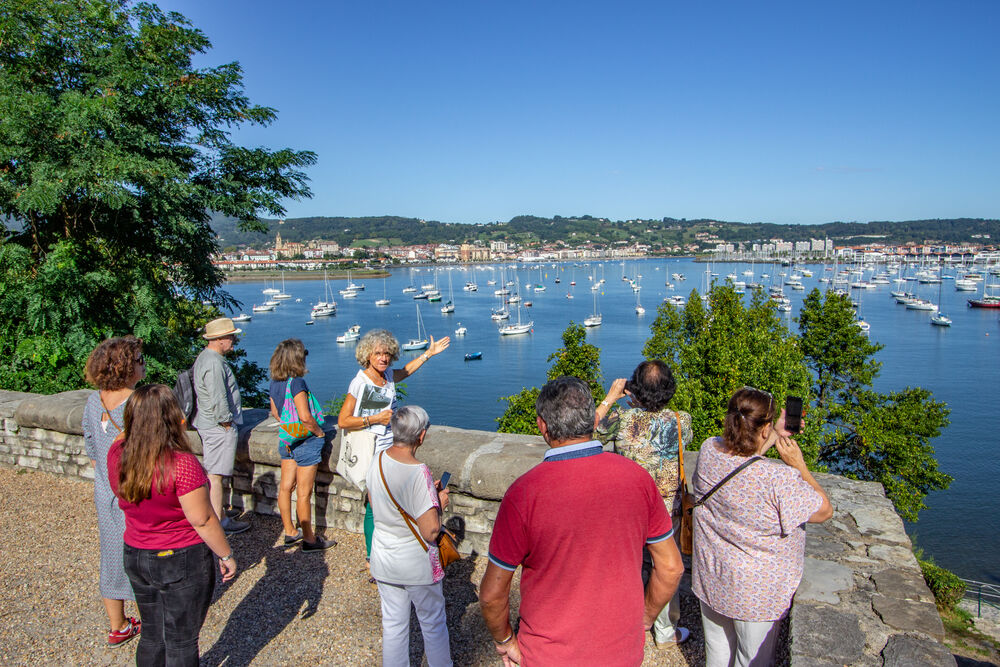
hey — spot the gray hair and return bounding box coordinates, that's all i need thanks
[391,405,430,446]
[535,376,595,443]
[355,329,400,367]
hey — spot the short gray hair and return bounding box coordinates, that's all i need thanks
[356,329,400,368]
[391,405,430,446]
[535,376,595,443]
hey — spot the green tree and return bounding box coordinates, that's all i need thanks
[797,289,951,521]
[643,284,815,460]
[497,323,603,435]
[0,0,315,402]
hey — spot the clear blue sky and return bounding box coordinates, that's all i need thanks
[156,0,998,225]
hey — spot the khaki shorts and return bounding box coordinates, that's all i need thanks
[200,425,238,476]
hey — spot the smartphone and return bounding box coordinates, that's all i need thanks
[784,396,803,434]
[438,472,451,489]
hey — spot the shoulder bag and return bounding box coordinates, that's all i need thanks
[676,412,695,555]
[681,445,763,555]
[336,428,376,493]
[279,379,324,444]
[377,452,461,569]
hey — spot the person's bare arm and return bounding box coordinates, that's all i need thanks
[269,397,279,421]
[774,436,833,523]
[644,536,684,629]
[179,485,237,581]
[394,335,450,381]
[480,562,522,666]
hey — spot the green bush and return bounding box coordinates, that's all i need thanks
[918,555,966,610]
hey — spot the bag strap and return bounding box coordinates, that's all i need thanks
[675,412,686,492]
[694,455,762,508]
[99,392,124,434]
[377,451,429,553]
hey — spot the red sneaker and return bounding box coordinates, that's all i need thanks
[108,617,141,647]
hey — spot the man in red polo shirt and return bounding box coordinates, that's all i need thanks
[480,376,684,666]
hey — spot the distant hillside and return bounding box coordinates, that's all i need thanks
[211,214,1000,249]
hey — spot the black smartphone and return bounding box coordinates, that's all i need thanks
[784,396,803,434]
[438,471,451,489]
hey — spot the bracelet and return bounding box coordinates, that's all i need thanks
[421,353,429,361]
[219,553,232,562]
[600,400,610,408]
[363,416,369,427]
[494,630,515,645]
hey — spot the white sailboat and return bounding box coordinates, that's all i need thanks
[534,265,546,292]
[274,271,292,300]
[498,302,532,335]
[375,277,390,306]
[930,278,951,326]
[584,289,602,327]
[401,303,429,351]
[441,272,455,313]
[311,269,337,317]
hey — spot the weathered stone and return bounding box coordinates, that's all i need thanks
[873,568,935,604]
[869,544,918,567]
[872,594,945,640]
[805,538,847,559]
[851,506,909,542]
[789,603,865,664]
[881,633,957,666]
[796,558,855,604]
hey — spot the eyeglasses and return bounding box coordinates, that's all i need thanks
[136,354,145,365]
[304,350,309,357]
[741,386,774,410]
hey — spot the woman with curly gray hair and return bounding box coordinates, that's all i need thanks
[338,328,449,572]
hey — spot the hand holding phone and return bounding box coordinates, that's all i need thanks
[784,396,803,434]
[438,471,451,489]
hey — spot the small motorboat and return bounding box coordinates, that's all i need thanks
[232,313,252,322]
[524,301,533,307]
[305,320,314,325]
[455,324,467,336]
[464,352,483,361]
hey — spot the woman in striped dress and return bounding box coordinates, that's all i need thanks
[82,335,146,647]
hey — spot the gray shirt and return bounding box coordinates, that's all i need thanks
[192,347,242,431]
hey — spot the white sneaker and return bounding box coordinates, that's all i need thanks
[656,627,690,646]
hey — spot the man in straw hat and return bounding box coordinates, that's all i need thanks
[193,317,249,535]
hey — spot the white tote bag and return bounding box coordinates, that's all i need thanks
[336,428,376,493]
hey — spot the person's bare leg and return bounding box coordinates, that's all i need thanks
[208,473,224,520]
[278,459,299,537]
[296,464,319,542]
[103,597,127,631]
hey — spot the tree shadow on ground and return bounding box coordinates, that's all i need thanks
[202,475,329,666]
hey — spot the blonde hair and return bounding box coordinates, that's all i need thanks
[270,338,307,381]
[355,329,400,368]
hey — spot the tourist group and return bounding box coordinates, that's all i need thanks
[83,316,832,666]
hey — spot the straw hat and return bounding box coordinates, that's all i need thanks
[202,317,242,340]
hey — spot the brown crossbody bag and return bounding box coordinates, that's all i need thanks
[377,452,460,568]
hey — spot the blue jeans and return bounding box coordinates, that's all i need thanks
[124,541,216,666]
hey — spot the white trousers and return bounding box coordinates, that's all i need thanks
[700,601,781,667]
[376,580,452,667]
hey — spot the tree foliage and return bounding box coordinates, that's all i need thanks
[496,323,603,435]
[0,0,315,402]
[641,284,951,521]
[797,289,951,521]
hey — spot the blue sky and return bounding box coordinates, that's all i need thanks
[156,0,998,225]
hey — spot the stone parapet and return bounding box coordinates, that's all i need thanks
[0,388,956,664]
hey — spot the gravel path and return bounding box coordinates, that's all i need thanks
[0,467,704,666]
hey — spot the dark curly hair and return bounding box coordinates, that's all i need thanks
[84,336,144,390]
[624,360,676,412]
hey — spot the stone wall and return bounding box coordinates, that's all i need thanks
[0,389,956,665]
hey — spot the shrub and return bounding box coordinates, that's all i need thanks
[918,555,966,610]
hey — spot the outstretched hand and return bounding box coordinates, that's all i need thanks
[428,335,450,356]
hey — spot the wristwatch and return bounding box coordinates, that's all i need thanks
[219,553,233,562]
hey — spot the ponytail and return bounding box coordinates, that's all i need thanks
[722,387,775,456]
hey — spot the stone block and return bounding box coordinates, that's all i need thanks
[873,568,935,604]
[17,455,40,468]
[850,506,908,542]
[789,603,865,664]
[340,487,363,501]
[881,634,957,666]
[804,538,848,559]
[795,558,855,604]
[871,594,945,640]
[869,544,918,568]
[13,390,91,435]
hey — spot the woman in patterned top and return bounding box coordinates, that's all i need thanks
[596,359,690,646]
[691,387,832,667]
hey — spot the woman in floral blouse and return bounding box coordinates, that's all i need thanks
[691,387,832,667]
[596,359,690,646]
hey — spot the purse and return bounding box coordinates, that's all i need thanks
[676,412,695,555]
[336,428,376,493]
[378,452,461,569]
[278,379,324,445]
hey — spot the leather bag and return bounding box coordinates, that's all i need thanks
[676,412,695,555]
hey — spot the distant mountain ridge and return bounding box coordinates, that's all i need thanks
[210,213,1000,249]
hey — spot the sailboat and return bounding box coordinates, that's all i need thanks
[274,271,292,300]
[534,266,546,292]
[498,302,532,335]
[375,277,390,306]
[401,303,429,351]
[584,289,602,327]
[311,269,337,317]
[930,278,951,326]
[262,279,280,295]
[441,272,455,313]
[635,277,645,314]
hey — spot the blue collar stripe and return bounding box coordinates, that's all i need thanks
[544,443,603,462]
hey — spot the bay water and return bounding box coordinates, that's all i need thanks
[224,258,999,582]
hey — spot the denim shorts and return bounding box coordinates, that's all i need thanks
[280,434,325,467]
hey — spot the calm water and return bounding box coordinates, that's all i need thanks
[224,259,999,582]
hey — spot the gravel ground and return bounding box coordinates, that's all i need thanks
[0,467,704,666]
